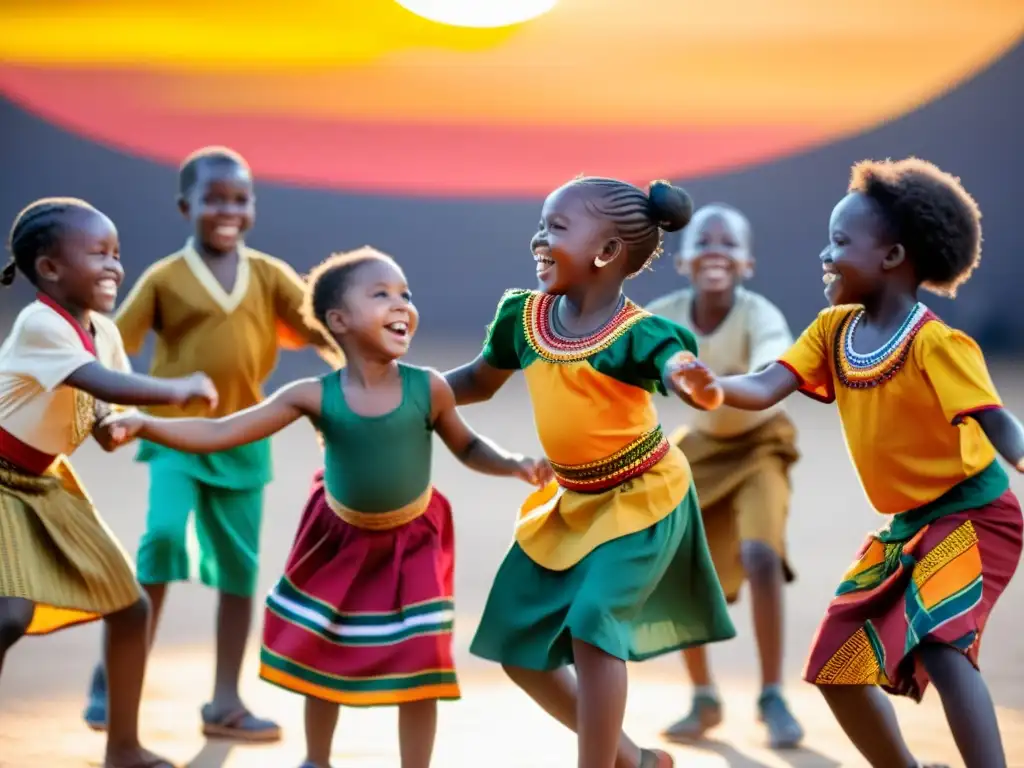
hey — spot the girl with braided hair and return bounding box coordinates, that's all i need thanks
[444,176,736,768]
[0,197,216,768]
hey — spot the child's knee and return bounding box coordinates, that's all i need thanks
[0,598,34,649]
[739,540,782,580]
[104,595,151,631]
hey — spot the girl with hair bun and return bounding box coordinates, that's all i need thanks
[444,176,736,767]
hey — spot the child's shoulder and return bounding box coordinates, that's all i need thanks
[913,310,984,360]
[630,302,699,350]
[243,247,292,275]
[135,249,191,285]
[805,303,861,334]
[644,288,691,318]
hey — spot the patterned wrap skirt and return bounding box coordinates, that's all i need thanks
[0,457,141,635]
[260,470,459,707]
[804,489,1022,701]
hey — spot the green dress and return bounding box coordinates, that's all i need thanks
[470,289,735,670]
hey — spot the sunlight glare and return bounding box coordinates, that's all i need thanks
[395,0,557,28]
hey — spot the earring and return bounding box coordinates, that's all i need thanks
[594,254,614,268]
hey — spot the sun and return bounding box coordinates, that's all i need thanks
[395,0,557,28]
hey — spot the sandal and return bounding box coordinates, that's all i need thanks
[200,703,282,742]
[640,748,675,768]
[104,750,178,768]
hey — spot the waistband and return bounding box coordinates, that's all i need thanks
[324,486,433,531]
[0,427,56,476]
[548,426,670,493]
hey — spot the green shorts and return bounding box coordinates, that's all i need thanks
[135,465,265,597]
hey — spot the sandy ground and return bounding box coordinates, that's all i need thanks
[2,342,1024,767]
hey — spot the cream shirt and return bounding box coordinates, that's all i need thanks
[0,301,131,456]
[646,287,793,438]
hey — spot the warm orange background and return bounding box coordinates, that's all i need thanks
[1,0,1022,196]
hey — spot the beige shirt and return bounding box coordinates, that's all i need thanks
[0,301,131,456]
[646,287,793,438]
[116,240,331,418]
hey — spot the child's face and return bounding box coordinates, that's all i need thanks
[531,184,618,295]
[676,210,750,294]
[822,192,896,306]
[36,209,124,313]
[181,162,255,254]
[331,259,418,359]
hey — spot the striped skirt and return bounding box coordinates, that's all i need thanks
[0,458,140,635]
[260,471,459,707]
[804,490,1022,701]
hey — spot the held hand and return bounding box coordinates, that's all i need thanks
[176,373,219,411]
[1016,456,1024,474]
[514,456,554,487]
[92,406,122,452]
[98,412,146,449]
[666,352,725,410]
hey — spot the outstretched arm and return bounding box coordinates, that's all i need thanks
[109,378,322,454]
[666,356,801,411]
[428,370,549,485]
[973,409,1024,472]
[66,362,216,408]
[444,355,514,406]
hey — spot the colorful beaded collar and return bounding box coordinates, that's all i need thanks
[523,291,647,363]
[834,303,934,389]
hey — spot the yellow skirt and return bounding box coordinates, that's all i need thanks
[0,458,140,635]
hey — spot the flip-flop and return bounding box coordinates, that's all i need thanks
[200,704,282,742]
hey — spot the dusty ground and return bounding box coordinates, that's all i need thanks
[2,342,1024,767]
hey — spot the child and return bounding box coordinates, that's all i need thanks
[0,197,217,768]
[443,176,737,768]
[671,158,1024,768]
[646,204,803,748]
[83,146,340,740]
[101,247,551,768]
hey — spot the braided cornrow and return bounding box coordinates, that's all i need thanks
[4,197,96,288]
[573,177,693,277]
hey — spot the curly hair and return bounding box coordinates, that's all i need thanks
[849,157,981,297]
[570,177,694,277]
[179,146,250,197]
[2,197,97,288]
[301,246,398,336]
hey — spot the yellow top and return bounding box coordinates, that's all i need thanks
[484,289,698,570]
[116,240,329,418]
[779,303,1001,514]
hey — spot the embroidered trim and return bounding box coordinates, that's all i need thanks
[523,292,647,363]
[834,304,933,389]
[548,427,670,492]
[324,486,432,531]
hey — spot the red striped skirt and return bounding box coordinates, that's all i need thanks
[803,490,1022,701]
[259,471,459,707]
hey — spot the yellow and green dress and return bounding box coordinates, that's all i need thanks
[0,294,141,635]
[470,290,736,669]
[780,303,1023,701]
[114,238,331,597]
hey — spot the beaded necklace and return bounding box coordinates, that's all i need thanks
[523,291,646,363]
[834,303,932,389]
